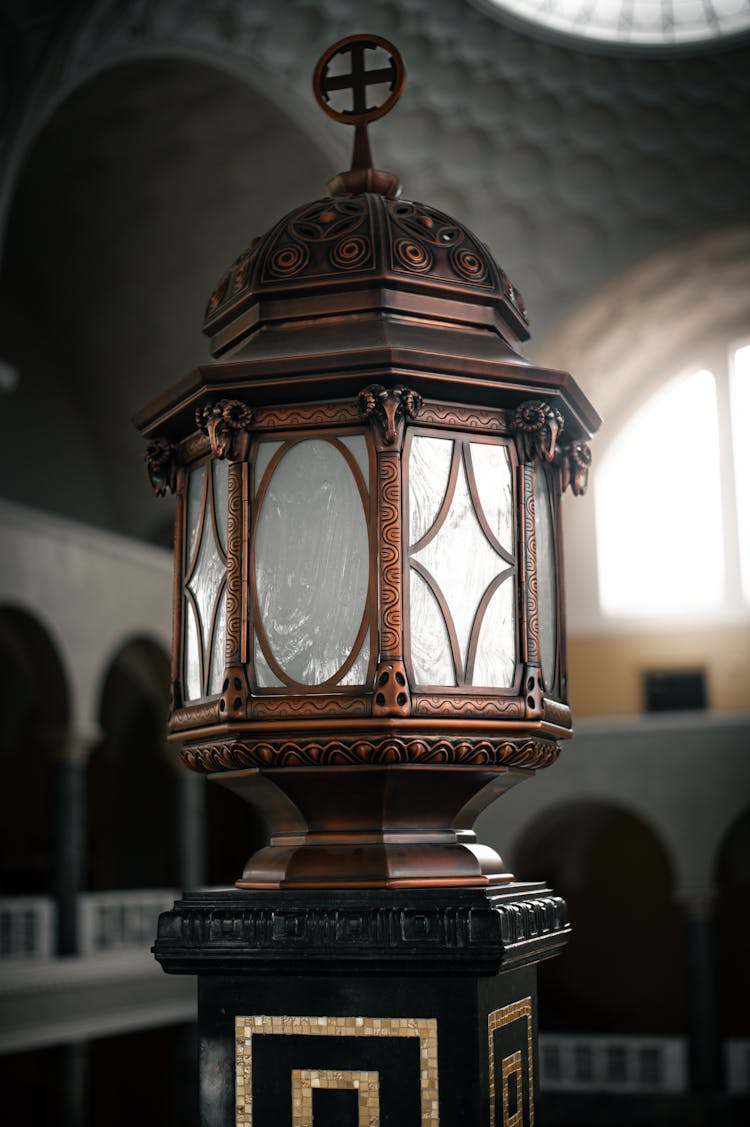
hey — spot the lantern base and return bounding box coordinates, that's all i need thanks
[213,763,530,890]
[153,884,570,1125]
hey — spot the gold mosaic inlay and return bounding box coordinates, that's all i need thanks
[291,1068,380,1127]
[488,998,534,1127]
[235,1014,439,1126]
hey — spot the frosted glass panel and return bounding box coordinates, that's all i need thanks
[409,434,517,688]
[183,460,227,701]
[255,440,284,489]
[208,585,227,696]
[410,569,455,685]
[409,435,453,543]
[254,439,369,686]
[473,579,516,687]
[184,599,201,702]
[338,434,369,483]
[212,459,229,555]
[188,513,226,639]
[254,636,284,688]
[470,442,513,551]
[534,465,557,691]
[340,634,370,686]
[185,463,206,564]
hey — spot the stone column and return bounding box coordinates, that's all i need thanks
[177,765,206,891]
[50,725,99,956]
[683,894,720,1091]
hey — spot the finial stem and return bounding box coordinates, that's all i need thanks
[352,124,373,172]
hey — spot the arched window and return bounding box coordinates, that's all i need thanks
[595,341,750,620]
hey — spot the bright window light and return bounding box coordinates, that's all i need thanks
[731,344,750,603]
[596,369,724,617]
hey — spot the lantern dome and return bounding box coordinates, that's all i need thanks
[202,190,530,360]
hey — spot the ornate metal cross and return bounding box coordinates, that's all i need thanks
[313,34,405,126]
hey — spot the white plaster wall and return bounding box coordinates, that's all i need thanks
[0,499,172,741]
[476,710,750,899]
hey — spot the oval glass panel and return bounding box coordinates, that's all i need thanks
[254,439,369,686]
[534,465,557,692]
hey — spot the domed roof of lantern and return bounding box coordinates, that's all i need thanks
[202,34,529,360]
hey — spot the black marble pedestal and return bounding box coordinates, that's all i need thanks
[154,884,569,1127]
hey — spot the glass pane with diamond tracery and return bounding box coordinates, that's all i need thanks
[182,460,228,702]
[407,433,516,688]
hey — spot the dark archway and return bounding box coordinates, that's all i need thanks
[715,806,750,1039]
[0,55,332,542]
[89,637,174,889]
[514,801,686,1035]
[0,604,69,894]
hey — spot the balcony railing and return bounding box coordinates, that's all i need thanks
[78,890,179,954]
[0,896,56,960]
[726,1039,750,1094]
[0,890,178,960]
[539,1033,688,1093]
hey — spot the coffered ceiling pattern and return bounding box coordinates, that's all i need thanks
[0,0,747,540]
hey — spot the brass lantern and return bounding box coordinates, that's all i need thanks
[136,34,599,891]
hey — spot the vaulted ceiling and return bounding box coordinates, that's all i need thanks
[0,0,748,541]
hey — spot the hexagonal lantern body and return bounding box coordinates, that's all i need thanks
[137,189,599,890]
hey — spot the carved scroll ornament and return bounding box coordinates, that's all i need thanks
[359,383,422,445]
[513,399,564,464]
[561,441,592,496]
[196,399,253,461]
[145,437,178,496]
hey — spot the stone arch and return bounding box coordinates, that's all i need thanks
[540,223,750,431]
[513,799,686,1035]
[0,603,70,893]
[88,635,175,890]
[0,52,335,542]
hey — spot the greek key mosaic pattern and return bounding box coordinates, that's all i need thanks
[488,998,534,1127]
[236,1014,439,1126]
[291,1069,379,1127]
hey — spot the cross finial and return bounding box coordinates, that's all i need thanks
[313,34,405,197]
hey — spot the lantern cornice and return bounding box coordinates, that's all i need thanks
[134,350,599,445]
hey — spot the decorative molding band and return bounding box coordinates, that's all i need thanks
[153,885,569,974]
[253,402,362,429]
[225,462,244,665]
[377,449,403,660]
[417,403,510,432]
[520,464,540,667]
[169,702,220,732]
[180,431,211,464]
[180,735,559,773]
[412,695,525,718]
[541,697,571,728]
[250,695,369,719]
